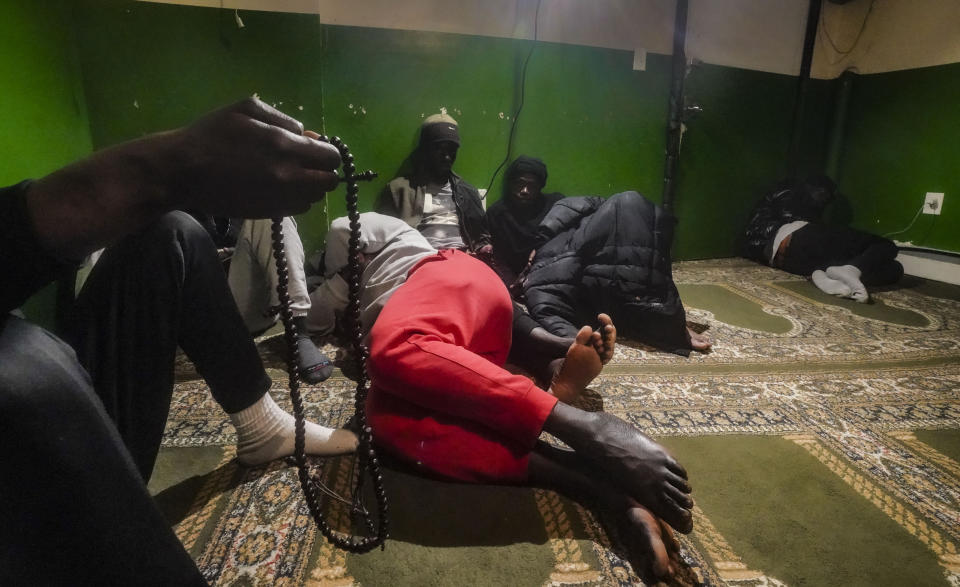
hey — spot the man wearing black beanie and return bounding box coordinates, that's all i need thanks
[377,113,491,253]
[487,155,564,279]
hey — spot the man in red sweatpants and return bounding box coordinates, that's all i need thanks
[366,249,694,581]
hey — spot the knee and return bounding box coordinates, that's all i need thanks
[115,211,211,267]
[0,319,99,436]
[144,212,224,279]
[151,210,212,249]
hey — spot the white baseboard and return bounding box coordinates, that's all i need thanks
[897,250,960,286]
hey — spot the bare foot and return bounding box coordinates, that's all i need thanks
[622,499,682,581]
[687,326,712,352]
[593,313,616,364]
[549,326,603,403]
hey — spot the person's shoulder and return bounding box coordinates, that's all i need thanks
[450,172,479,193]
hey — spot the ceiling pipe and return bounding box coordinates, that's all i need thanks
[786,0,823,179]
[660,0,689,216]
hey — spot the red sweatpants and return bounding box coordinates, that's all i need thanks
[366,250,558,484]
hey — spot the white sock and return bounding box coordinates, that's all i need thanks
[229,393,358,466]
[811,270,852,296]
[826,265,869,303]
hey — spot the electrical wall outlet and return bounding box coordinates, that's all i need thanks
[923,192,944,215]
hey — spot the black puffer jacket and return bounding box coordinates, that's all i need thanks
[521,191,692,356]
[742,180,834,262]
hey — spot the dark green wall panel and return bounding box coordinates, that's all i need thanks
[2,0,93,327]
[1,0,92,183]
[71,1,817,259]
[838,63,960,252]
[673,64,835,259]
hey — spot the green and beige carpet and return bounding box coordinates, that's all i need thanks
[159,258,960,586]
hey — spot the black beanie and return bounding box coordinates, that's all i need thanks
[419,113,460,147]
[505,155,548,187]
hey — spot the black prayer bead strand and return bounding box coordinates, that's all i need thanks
[334,135,389,551]
[270,218,307,470]
[270,135,387,554]
[336,137,388,547]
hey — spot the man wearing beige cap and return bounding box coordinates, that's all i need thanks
[377,113,491,253]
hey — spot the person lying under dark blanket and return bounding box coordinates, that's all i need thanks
[487,156,710,356]
[742,175,903,302]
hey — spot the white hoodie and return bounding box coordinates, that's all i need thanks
[307,212,436,336]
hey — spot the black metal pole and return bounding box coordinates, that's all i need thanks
[661,0,689,215]
[786,0,823,179]
[825,69,854,180]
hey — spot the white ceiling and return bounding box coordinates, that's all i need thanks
[140,0,960,78]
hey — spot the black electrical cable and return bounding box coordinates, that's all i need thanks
[820,0,875,56]
[484,0,543,196]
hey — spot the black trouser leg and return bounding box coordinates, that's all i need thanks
[66,211,270,480]
[507,302,570,382]
[849,239,903,286]
[781,223,902,286]
[0,316,207,586]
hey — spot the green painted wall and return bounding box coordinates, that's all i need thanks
[837,63,960,253]
[1,0,93,327]
[674,64,835,258]
[71,1,823,260]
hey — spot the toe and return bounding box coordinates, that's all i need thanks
[665,482,694,509]
[627,504,671,579]
[666,471,692,494]
[659,494,694,534]
[574,325,594,345]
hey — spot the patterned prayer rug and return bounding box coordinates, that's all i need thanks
[160,258,960,586]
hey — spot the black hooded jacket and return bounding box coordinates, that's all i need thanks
[520,191,692,356]
[742,179,835,262]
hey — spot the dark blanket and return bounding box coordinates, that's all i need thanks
[521,191,692,356]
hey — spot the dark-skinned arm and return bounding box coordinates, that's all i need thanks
[26,97,341,261]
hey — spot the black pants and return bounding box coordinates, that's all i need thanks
[779,223,904,286]
[0,211,270,585]
[508,302,563,370]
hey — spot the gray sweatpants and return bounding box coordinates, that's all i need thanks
[228,217,311,334]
